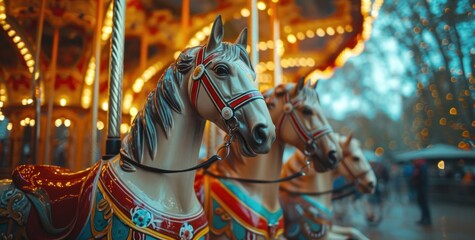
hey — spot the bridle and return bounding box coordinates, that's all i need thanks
[280,153,373,198]
[339,153,373,193]
[120,45,264,174]
[190,46,263,122]
[204,92,334,184]
[278,92,333,158]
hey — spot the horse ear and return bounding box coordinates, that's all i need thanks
[311,79,319,90]
[235,28,248,48]
[344,133,353,147]
[293,77,305,96]
[206,15,224,54]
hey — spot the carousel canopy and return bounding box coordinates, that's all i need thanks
[0,0,381,119]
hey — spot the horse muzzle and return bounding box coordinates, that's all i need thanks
[249,123,275,154]
[311,150,341,172]
[358,180,376,194]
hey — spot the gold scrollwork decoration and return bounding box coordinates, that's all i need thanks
[211,207,236,240]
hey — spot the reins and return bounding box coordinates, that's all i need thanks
[120,45,263,174]
[280,156,372,199]
[340,155,373,193]
[120,119,237,173]
[280,181,356,197]
[204,92,334,184]
[204,156,313,184]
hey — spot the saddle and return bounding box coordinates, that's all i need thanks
[11,162,101,238]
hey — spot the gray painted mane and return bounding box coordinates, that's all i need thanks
[122,43,253,166]
[121,49,192,164]
[263,83,321,110]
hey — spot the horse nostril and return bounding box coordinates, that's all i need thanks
[327,150,338,166]
[368,181,375,189]
[252,124,268,145]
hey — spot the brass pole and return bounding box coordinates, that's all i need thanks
[31,0,47,164]
[140,33,148,72]
[91,0,104,164]
[43,27,59,164]
[104,0,125,159]
[271,2,282,86]
[181,0,190,46]
[248,0,259,70]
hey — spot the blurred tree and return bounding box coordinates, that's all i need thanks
[385,0,474,149]
[318,0,474,154]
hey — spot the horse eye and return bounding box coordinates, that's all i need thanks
[302,106,313,115]
[353,157,360,162]
[214,65,229,76]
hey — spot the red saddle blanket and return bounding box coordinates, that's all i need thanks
[11,162,102,239]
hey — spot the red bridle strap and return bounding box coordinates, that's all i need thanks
[341,156,370,183]
[278,93,333,144]
[190,46,263,120]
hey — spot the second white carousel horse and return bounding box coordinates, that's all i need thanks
[195,78,342,239]
[0,16,275,239]
[279,134,376,240]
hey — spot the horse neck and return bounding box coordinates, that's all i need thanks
[217,140,285,211]
[280,153,333,208]
[111,82,206,216]
[148,103,205,170]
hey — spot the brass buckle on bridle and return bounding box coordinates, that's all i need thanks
[215,116,238,161]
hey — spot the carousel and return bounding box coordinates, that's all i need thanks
[0,0,382,239]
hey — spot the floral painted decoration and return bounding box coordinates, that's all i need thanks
[179,222,194,240]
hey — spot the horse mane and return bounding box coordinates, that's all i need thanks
[122,43,251,166]
[121,48,195,164]
[219,42,254,70]
[294,85,320,104]
[263,82,320,109]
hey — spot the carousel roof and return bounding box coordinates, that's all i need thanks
[0,0,381,120]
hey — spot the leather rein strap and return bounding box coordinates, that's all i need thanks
[205,93,336,184]
[340,155,372,192]
[120,46,263,174]
[280,160,371,197]
[280,182,355,197]
[204,168,306,184]
[120,149,221,174]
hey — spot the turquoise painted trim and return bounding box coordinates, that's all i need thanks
[220,179,282,224]
[211,199,246,239]
[76,186,108,239]
[110,215,131,240]
[76,217,93,239]
[301,195,333,218]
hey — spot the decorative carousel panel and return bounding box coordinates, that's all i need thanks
[6,0,107,29]
[277,0,371,79]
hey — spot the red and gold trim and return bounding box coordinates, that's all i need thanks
[99,164,209,239]
[208,177,284,238]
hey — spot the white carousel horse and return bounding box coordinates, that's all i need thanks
[279,134,377,240]
[0,16,276,239]
[194,79,342,239]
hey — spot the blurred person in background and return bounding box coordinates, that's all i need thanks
[411,159,431,226]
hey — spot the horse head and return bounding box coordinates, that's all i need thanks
[337,134,377,193]
[181,15,275,156]
[264,77,341,172]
